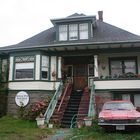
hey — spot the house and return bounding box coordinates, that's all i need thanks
[1,11,140,125]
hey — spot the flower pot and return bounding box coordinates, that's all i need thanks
[36,117,45,126]
[84,117,92,126]
[48,123,53,128]
[77,121,83,128]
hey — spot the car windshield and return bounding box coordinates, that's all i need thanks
[103,102,135,110]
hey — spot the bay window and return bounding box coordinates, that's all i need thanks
[15,56,34,80]
[41,56,49,79]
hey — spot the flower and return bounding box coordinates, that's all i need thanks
[26,101,47,120]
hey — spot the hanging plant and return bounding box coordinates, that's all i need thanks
[52,71,56,77]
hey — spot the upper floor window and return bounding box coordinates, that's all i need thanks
[59,25,67,41]
[15,56,35,80]
[79,23,88,39]
[59,23,89,41]
[69,24,78,40]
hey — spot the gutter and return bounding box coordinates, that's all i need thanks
[0,40,140,53]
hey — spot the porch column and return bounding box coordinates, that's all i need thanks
[58,57,62,79]
[94,55,99,77]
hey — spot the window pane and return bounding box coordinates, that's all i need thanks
[15,62,34,79]
[110,61,122,76]
[41,56,49,79]
[69,24,78,40]
[79,23,88,39]
[134,94,140,107]
[124,60,136,74]
[59,25,67,41]
[16,69,33,79]
[88,64,94,76]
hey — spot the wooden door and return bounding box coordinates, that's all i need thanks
[73,64,87,90]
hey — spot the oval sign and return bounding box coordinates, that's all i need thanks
[15,91,29,107]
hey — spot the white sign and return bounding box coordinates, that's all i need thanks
[15,91,29,107]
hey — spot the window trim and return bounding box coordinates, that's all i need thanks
[41,55,49,80]
[58,22,89,41]
[14,56,35,80]
[109,57,138,76]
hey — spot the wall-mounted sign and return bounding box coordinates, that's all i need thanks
[15,91,29,107]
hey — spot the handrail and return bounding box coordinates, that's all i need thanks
[44,81,63,123]
[57,82,71,112]
[88,82,95,117]
[70,113,88,128]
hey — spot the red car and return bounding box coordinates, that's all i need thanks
[98,100,140,131]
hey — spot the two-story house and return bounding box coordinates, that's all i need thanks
[1,11,140,126]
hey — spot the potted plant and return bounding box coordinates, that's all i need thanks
[83,116,92,126]
[36,113,45,126]
[77,120,83,128]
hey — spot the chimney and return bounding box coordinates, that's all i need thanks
[98,11,103,21]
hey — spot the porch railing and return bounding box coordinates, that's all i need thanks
[44,81,63,123]
[88,82,95,117]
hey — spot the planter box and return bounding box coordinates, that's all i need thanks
[36,117,45,126]
[84,117,92,126]
[48,123,53,128]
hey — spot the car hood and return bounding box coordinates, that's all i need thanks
[99,110,140,119]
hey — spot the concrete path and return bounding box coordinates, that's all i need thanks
[42,128,72,140]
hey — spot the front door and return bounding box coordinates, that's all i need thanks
[73,64,87,90]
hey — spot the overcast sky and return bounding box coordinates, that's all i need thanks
[0,0,140,47]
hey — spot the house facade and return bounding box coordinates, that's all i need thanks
[1,11,140,116]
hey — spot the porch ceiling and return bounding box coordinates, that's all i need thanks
[39,42,140,54]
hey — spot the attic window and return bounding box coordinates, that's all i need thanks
[59,25,67,41]
[79,23,88,39]
[69,24,78,40]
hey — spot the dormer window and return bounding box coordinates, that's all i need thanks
[79,23,88,39]
[69,24,78,40]
[59,25,67,41]
[58,23,89,41]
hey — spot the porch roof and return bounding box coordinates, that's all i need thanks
[1,20,140,54]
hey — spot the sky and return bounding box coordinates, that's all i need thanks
[0,0,140,47]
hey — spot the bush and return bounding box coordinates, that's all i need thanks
[23,96,51,121]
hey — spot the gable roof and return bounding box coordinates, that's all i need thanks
[1,16,140,52]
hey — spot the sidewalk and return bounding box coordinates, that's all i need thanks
[42,128,72,140]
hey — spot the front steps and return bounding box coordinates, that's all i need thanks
[61,90,83,128]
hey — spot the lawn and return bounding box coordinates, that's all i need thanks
[1,117,140,140]
[70,120,140,140]
[0,116,52,140]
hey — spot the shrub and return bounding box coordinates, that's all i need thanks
[24,96,51,121]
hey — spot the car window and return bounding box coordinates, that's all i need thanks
[103,102,135,110]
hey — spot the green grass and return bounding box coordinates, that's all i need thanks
[0,116,52,140]
[71,120,140,140]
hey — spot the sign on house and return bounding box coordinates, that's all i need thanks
[15,91,29,107]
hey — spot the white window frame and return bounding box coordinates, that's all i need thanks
[59,25,67,41]
[41,55,49,80]
[79,23,88,39]
[14,56,35,80]
[69,24,78,40]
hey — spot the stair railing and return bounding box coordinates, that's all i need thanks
[70,113,88,128]
[88,82,95,117]
[57,81,71,112]
[44,81,63,123]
